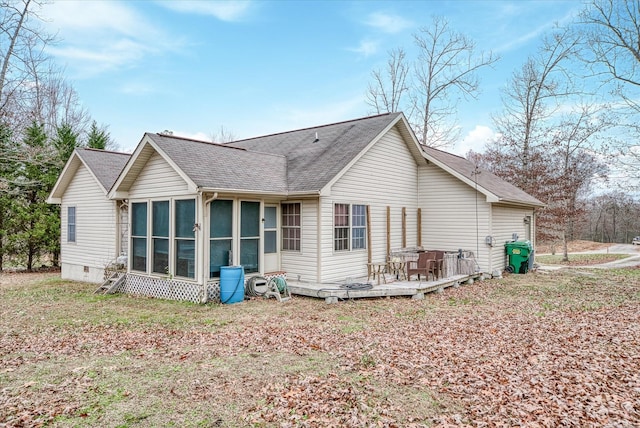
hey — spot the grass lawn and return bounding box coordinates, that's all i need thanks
[536,253,631,266]
[1,269,639,427]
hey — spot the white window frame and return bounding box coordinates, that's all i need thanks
[129,197,197,280]
[281,202,301,252]
[67,206,76,243]
[333,203,367,252]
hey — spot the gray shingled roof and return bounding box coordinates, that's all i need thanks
[225,113,403,192]
[423,146,544,207]
[76,148,131,192]
[147,133,288,193]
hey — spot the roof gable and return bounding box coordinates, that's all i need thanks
[422,146,544,207]
[226,112,417,193]
[110,133,288,198]
[47,148,130,203]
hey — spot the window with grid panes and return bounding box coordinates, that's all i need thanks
[281,203,300,251]
[334,203,367,251]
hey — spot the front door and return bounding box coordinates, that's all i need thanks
[263,205,279,273]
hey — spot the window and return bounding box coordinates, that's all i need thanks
[210,200,233,277]
[334,203,349,251]
[264,206,277,254]
[131,202,148,272]
[175,199,195,278]
[240,201,260,274]
[282,203,300,251]
[67,206,76,243]
[351,204,366,249]
[131,199,196,278]
[334,203,367,251]
[152,201,169,274]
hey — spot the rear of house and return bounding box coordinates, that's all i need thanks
[49,113,543,301]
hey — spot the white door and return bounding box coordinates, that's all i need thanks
[263,205,279,273]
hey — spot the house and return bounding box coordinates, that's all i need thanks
[46,148,131,283]
[48,112,543,302]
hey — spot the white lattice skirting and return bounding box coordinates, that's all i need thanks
[118,272,287,304]
[120,274,203,303]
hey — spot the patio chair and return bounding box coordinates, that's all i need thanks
[407,251,436,281]
[432,250,445,279]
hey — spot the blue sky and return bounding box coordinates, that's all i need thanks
[40,0,582,155]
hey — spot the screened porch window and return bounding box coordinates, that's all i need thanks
[240,201,259,274]
[334,203,366,251]
[210,200,233,278]
[282,203,300,251]
[131,202,147,272]
[152,201,169,274]
[175,199,195,279]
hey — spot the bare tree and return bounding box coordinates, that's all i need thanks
[581,0,640,111]
[366,47,410,115]
[210,125,236,143]
[411,17,498,147]
[480,27,613,256]
[490,28,581,190]
[583,192,640,243]
[0,0,54,127]
[31,66,92,137]
[580,0,640,185]
[365,16,498,148]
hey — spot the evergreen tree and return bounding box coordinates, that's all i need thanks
[0,122,17,271]
[86,120,111,150]
[13,122,58,270]
[53,122,79,163]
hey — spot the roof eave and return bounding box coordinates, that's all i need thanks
[108,134,199,199]
[197,187,289,197]
[496,198,546,208]
[47,149,109,204]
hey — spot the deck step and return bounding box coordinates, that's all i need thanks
[95,272,125,294]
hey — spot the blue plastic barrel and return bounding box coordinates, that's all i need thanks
[220,266,245,304]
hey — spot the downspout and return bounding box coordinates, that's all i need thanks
[204,192,218,205]
[200,192,218,303]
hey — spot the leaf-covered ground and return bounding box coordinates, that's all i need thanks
[1,269,639,427]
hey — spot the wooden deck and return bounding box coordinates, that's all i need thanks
[287,272,486,303]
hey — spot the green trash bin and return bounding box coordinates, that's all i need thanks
[505,240,532,274]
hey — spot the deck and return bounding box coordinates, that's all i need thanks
[287,272,486,303]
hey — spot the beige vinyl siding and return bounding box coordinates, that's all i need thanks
[490,204,535,272]
[419,162,491,271]
[321,126,419,282]
[60,164,117,282]
[128,152,190,199]
[280,199,319,282]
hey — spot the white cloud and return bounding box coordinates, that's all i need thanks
[347,39,379,57]
[364,12,412,34]
[157,0,253,22]
[453,125,497,156]
[42,1,182,77]
[171,130,212,142]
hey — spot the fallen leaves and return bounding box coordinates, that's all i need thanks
[1,269,639,426]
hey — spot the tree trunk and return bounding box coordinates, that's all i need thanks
[0,0,32,103]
